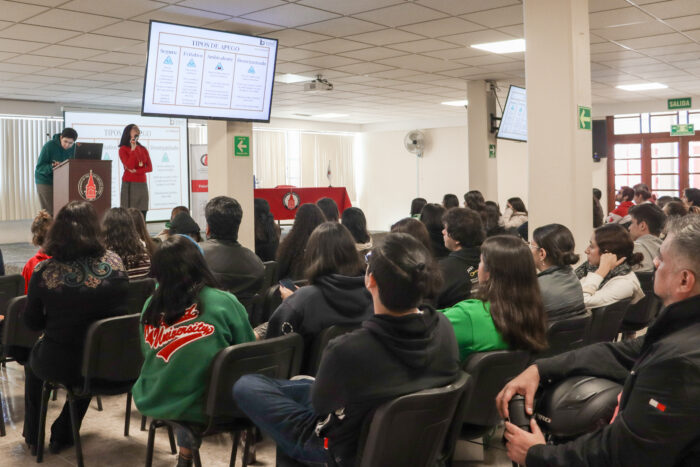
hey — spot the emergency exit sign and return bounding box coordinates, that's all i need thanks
[668,98,691,110]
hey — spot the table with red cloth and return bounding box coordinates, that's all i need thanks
[254,187,352,220]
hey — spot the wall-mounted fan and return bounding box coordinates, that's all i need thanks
[404,130,425,158]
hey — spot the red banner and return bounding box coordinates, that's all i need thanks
[191,180,208,193]
[254,187,352,220]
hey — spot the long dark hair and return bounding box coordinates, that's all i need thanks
[464,190,486,212]
[119,124,140,148]
[127,207,156,257]
[532,224,579,267]
[316,197,338,222]
[142,235,219,327]
[443,193,459,209]
[420,203,446,232]
[276,203,326,278]
[482,204,505,237]
[341,207,370,243]
[303,222,365,283]
[390,217,433,255]
[44,201,105,261]
[594,224,643,267]
[254,198,277,243]
[410,198,427,216]
[507,197,527,214]
[102,207,146,261]
[477,236,547,352]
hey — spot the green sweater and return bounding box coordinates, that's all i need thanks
[440,299,508,361]
[132,286,255,423]
[35,133,75,185]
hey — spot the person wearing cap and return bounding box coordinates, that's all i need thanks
[35,128,78,215]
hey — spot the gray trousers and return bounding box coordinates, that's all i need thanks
[36,184,53,216]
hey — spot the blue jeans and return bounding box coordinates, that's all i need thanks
[175,427,201,450]
[233,375,328,465]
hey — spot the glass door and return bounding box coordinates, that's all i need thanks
[613,143,642,191]
[647,138,680,198]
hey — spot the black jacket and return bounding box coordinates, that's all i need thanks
[528,294,700,466]
[312,306,460,466]
[428,227,450,259]
[437,246,480,309]
[201,238,264,307]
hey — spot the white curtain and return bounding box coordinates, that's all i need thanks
[253,129,287,188]
[300,133,356,200]
[0,117,63,221]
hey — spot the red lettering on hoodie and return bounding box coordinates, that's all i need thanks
[144,304,215,362]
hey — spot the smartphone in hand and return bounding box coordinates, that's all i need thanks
[279,278,298,291]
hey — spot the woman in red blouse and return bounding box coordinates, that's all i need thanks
[119,124,152,219]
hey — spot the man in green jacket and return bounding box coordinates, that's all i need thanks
[35,128,78,215]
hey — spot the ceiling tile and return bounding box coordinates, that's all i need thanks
[265,29,331,47]
[346,29,424,46]
[588,0,631,12]
[274,62,319,74]
[276,47,325,61]
[664,14,700,31]
[58,60,124,72]
[0,24,80,43]
[332,61,395,74]
[88,51,147,66]
[59,0,165,18]
[377,54,464,72]
[498,24,524,37]
[440,29,515,46]
[97,21,150,41]
[0,63,44,73]
[416,0,520,16]
[590,42,631,54]
[640,0,700,19]
[352,3,448,27]
[593,22,676,41]
[588,8,654,29]
[297,55,361,68]
[424,47,489,60]
[36,67,92,78]
[131,5,230,26]
[298,17,384,37]
[33,44,104,59]
[388,39,461,53]
[0,0,48,22]
[179,0,285,17]
[12,74,66,84]
[296,0,402,15]
[205,19,280,35]
[461,4,523,28]
[398,17,484,38]
[618,32,691,50]
[298,38,369,54]
[368,68,423,79]
[457,54,518,66]
[338,46,407,61]
[0,38,47,53]
[0,51,17,60]
[4,53,72,67]
[59,34,143,52]
[242,4,340,28]
[26,9,120,31]
[638,42,700,56]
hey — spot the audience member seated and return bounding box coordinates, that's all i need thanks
[440,235,547,361]
[575,224,644,309]
[656,195,673,210]
[132,236,255,467]
[464,190,486,212]
[254,198,280,262]
[391,217,433,255]
[169,211,202,242]
[683,187,700,214]
[409,197,426,219]
[102,207,151,279]
[436,207,484,309]
[483,203,507,237]
[628,204,666,272]
[127,208,157,257]
[276,203,326,280]
[341,207,372,254]
[23,201,129,454]
[233,233,459,467]
[498,215,700,466]
[443,193,459,209]
[663,200,688,219]
[530,224,586,322]
[22,210,52,294]
[156,206,189,242]
[420,203,450,259]
[518,221,529,241]
[504,197,528,229]
[633,183,653,205]
[201,196,264,305]
[266,222,371,360]
[593,188,604,228]
[316,197,339,222]
[606,186,634,224]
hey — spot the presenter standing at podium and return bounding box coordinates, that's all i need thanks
[34,128,78,216]
[119,124,152,219]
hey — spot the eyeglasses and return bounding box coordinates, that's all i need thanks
[528,241,541,251]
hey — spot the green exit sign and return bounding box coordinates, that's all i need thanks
[668,97,691,110]
[671,123,694,136]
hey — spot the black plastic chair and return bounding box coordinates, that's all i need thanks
[126,278,156,315]
[0,274,25,366]
[145,333,304,467]
[261,261,279,293]
[2,295,41,364]
[588,298,633,344]
[356,372,471,467]
[620,272,661,338]
[36,314,145,466]
[305,324,361,376]
[539,311,591,358]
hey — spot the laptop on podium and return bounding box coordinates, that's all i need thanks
[74,142,103,160]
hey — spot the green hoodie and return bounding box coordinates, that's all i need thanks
[132,286,255,424]
[440,299,508,361]
[35,133,75,185]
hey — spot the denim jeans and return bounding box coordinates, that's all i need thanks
[233,375,328,465]
[175,427,202,450]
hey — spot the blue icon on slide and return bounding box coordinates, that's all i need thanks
[187,59,196,67]
[164,56,173,65]
[103,153,110,160]
[162,153,170,163]
[215,63,223,70]
[248,66,255,74]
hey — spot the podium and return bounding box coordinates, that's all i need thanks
[53,159,112,219]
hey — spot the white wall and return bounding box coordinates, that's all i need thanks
[496,139,529,210]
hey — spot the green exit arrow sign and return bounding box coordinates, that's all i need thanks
[668,97,691,110]
[671,123,695,136]
[578,106,592,130]
[234,136,250,157]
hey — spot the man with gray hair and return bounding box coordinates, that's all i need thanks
[497,215,700,466]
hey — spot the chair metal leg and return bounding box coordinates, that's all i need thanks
[0,398,6,437]
[230,430,240,467]
[141,415,147,431]
[36,382,52,463]
[96,395,103,411]
[51,388,57,401]
[124,393,132,437]
[193,449,202,467]
[167,425,177,454]
[67,393,84,467]
[145,420,157,467]
[242,428,253,467]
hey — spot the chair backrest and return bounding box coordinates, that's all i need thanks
[306,324,361,376]
[203,333,304,422]
[81,314,143,390]
[540,311,591,358]
[623,272,661,326]
[2,295,41,348]
[126,278,156,315]
[259,279,309,324]
[261,261,279,293]
[588,298,633,343]
[0,274,24,317]
[358,372,471,467]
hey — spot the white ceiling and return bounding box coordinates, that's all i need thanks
[0,0,699,124]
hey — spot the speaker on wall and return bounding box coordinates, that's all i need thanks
[592,120,607,162]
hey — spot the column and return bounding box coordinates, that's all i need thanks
[524,0,593,253]
[207,120,255,249]
[467,80,498,202]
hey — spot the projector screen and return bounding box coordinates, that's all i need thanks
[497,85,528,142]
[142,21,278,122]
[63,111,189,222]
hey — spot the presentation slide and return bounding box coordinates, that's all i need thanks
[498,86,528,142]
[142,21,278,122]
[63,111,189,222]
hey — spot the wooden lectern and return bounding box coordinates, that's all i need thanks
[53,159,112,219]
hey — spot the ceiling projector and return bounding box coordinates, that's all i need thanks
[304,76,333,92]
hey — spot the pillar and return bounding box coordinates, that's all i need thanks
[207,120,255,249]
[467,80,498,202]
[524,0,593,253]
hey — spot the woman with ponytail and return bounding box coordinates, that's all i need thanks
[530,224,586,322]
[441,235,548,361]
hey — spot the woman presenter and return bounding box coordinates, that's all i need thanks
[119,124,153,219]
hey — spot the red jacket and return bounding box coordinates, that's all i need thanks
[119,145,152,183]
[22,249,51,294]
[607,200,634,224]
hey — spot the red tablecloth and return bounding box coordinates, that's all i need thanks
[254,187,352,220]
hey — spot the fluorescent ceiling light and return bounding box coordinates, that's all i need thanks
[441,100,469,106]
[616,83,668,91]
[275,73,313,84]
[471,39,525,54]
[313,113,348,118]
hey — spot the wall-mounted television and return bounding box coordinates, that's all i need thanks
[142,21,279,122]
[497,85,527,142]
